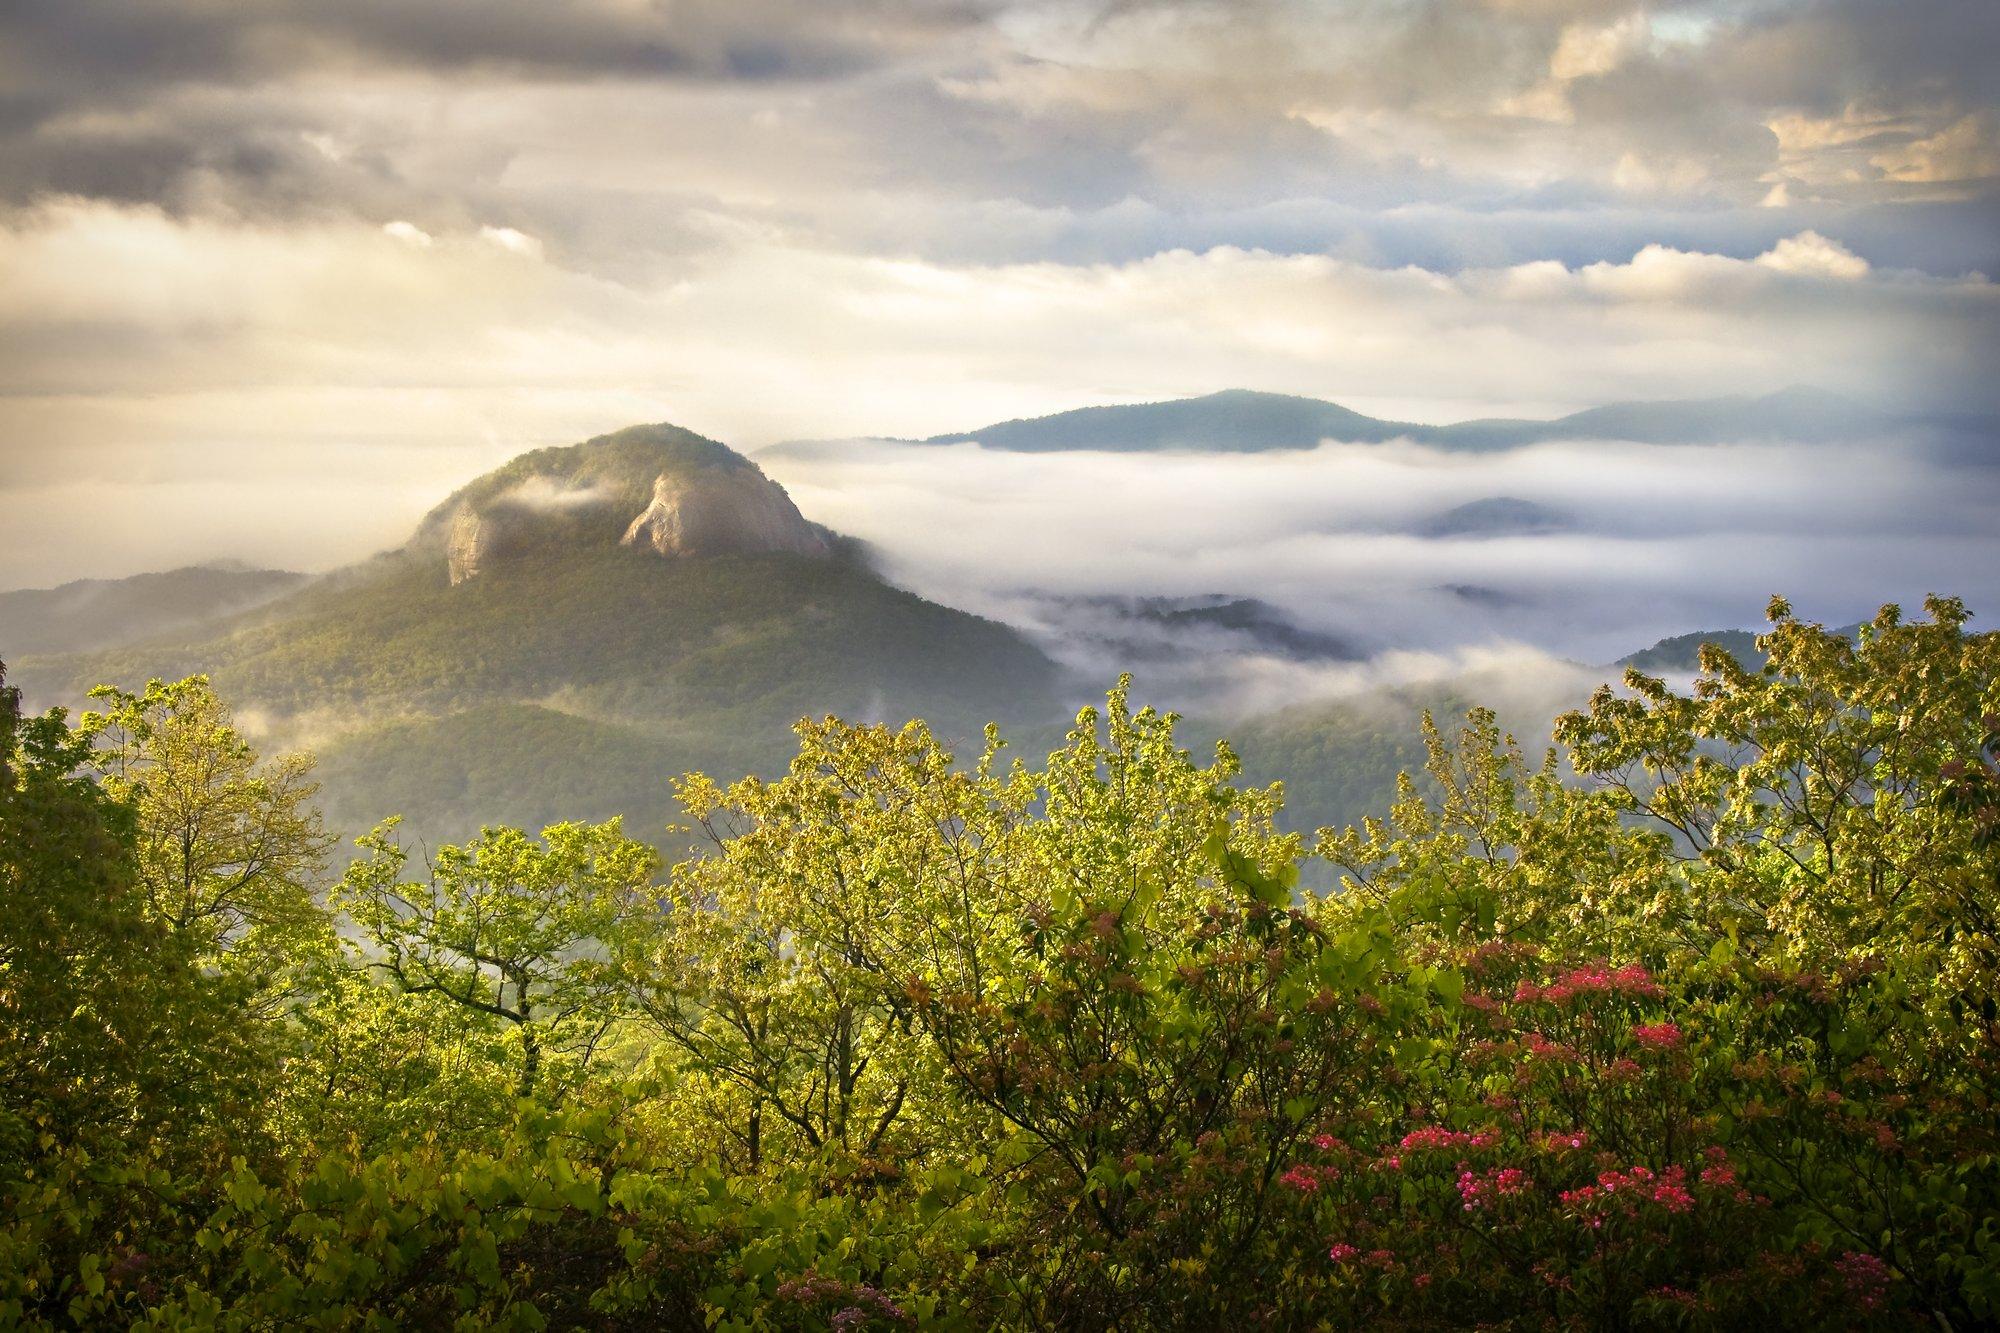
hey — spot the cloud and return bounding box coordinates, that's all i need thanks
[0,0,1989,267]
[0,0,1993,615]
[383,219,433,246]
[0,195,1993,584]
[1874,111,2000,185]
[478,224,543,259]
[757,432,2000,707]
[1754,229,1870,279]
[492,477,614,512]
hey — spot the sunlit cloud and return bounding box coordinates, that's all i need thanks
[0,0,1992,605]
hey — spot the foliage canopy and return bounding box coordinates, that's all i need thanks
[2,595,1996,1328]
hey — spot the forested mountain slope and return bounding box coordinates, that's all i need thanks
[10,425,1060,845]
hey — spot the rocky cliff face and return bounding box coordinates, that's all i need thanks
[445,507,491,585]
[415,424,831,585]
[621,468,830,562]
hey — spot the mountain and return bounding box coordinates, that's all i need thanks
[1433,386,1890,450]
[923,389,1420,452]
[1416,497,1571,539]
[1616,629,1767,674]
[0,563,307,657]
[1615,619,1865,674]
[409,425,832,584]
[1020,593,1359,667]
[766,385,1897,458]
[11,424,1061,847]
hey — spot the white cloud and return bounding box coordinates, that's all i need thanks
[1873,111,2000,185]
[0,200,1992,586]
[1548,11,1649,82]
[1755,230,1870,280]
[382,219,434,247]
[479,225,546,259]
[758,433,2000,694]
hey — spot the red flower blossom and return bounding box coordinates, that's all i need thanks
[1631,1021,1682,1049]
[1399,1126,1497,1153]
[1280,1164,1323,1194]
[1835,1251,1893,1312]
[1515,962,1663,1005]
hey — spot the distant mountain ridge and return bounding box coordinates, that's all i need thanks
[924,389,1419,452]
[1417,497,1571,539]
[0,564,307,658]
[766,385,1913,458]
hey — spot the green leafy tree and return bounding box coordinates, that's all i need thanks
[896,686,1391,1323]
[1556,595,2000,993]
[338,818,658,1101]
[625,717,1013,1171]
[271,960,519,1156]
[0,665,268,1324]
[1319,706,1682,962]
[79,676,333,996]
[1552,596,2000,1323]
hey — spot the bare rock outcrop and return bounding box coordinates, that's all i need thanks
[446,507,490,586]
[620,467,829,560]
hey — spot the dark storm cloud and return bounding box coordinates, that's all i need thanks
[0,0,991,219]
[0,0,979,92]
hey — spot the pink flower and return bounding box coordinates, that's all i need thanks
[1399,1126,1497,1153]
[1280,1164,1322,1194]
[1517,962,1662,1005]
[1835,1252,1893,1312]
[1653,1183,1694,1212]
[1632,1022,1683,1049]
[1327,1243,1360,1264]
[1457,1166,1529,1210]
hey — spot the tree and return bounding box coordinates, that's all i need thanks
[0,664,268,1323]
[338,818,658,1101]
[626,717,1007,1170]
[1555,595,2000,1008]
[896,685,1386,1322]
[79,676,333,994]
[1319,706,1683,963]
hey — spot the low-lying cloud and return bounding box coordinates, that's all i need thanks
[760,431,2000,712]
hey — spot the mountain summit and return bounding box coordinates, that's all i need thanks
[410,425,830,584]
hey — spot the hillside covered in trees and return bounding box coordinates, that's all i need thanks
[4,596,1997,1329]
[6,426,1062,849]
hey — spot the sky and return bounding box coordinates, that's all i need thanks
[1,0,1997,589]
